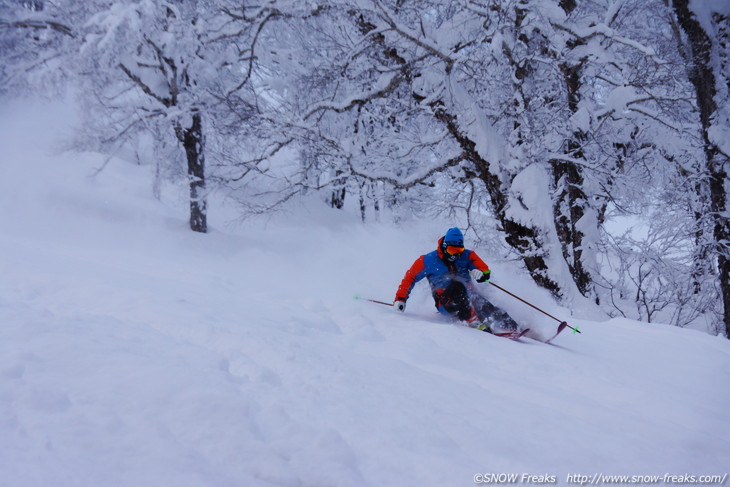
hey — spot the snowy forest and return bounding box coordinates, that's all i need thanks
[2,0,729,338]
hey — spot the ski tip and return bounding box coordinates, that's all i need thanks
[560,321,581,334]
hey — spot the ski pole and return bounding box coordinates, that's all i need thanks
[353,295,393,306]
[488,281,581,334]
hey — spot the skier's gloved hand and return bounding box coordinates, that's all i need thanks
[394,298,407,312]
[471,269,491,283]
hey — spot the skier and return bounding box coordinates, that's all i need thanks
[393,227,520,332]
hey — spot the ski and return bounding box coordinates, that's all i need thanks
[543,321,569,344]
[492,328,531,340]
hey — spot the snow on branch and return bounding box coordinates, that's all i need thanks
[550,21,664,63]
[117,62,173,108]
[231,148,466,214]
[594,84,695,135]
[603,0,626,27]
[0,18,75,38]
[368,0,455,72]
[303,71,405,119]
[220,4,331,23]
[627,105,684,132]
[229,137,296,182]
[345,152,468,189]
[225,10,279,97]
[215,4,339,98]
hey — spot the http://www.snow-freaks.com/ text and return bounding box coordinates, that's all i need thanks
[473,472,728,485]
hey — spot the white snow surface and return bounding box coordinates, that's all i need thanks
[1,100,729,486]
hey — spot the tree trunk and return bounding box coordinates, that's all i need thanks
[551,152,593,298]
[330,170,346,209]
[550,60,597,301]
[673,1,730,336]
[176,112,207,233]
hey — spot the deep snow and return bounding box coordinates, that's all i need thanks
[1,100,729,487]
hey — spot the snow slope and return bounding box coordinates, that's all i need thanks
[1,101,729,487]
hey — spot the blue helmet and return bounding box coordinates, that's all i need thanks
[443,227,464,247]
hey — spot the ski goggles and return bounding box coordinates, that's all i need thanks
[445,245,465,256]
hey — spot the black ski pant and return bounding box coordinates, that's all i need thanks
[437,281,473,321]
[436,280,520,330]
